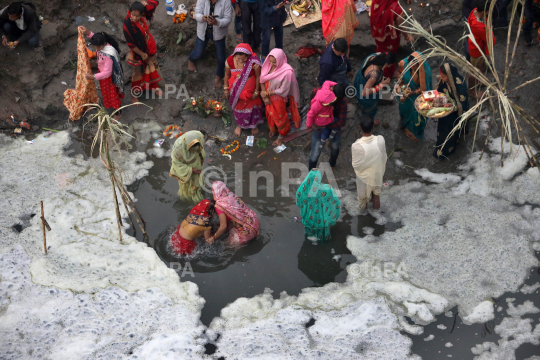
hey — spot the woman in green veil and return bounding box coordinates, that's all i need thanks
[296,169,341,242]
[169,131,206,202]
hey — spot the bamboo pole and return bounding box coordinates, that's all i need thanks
[105,134,123,242]
[41,201,47,254]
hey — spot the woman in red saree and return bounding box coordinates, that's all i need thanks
[211,181,260,246]
[322,0,359,46]
[171,199,215,255]
[370,0,413,78]
[224,43,263,136]
[260,48,301,146]
[123,2,163,104]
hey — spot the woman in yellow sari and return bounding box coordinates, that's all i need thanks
[169,131,205,202]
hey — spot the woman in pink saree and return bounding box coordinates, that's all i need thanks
[211,181,260,245]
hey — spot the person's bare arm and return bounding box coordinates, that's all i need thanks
[252,64,261,99]
[204,227,214,243]
[362,77,378,97]
[213,213,228,239]
[224,66,231,99]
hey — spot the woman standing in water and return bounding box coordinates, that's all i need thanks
[211,181,260,245]
[296,169,341,242]
[169,131,205,202]
[434,63,469,161]
[223,43,263,137]
[397,51,433,142]
[171,199,216,255]
[123,1,163,104]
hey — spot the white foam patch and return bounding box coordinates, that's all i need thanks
[463,301,495,325]
[520,282,540,294]
[209,288,421,359]
[424,335,435,341]
[415,168,461,183]
[0,132,206,358]
[472,299,540,360]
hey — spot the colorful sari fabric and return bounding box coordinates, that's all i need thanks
[64,27,99,121]
[260,48,301,137]
[434,63,469,160]
[212,181,260,245]
[227,44,263,129]
[370,0,403,78]
[354,53,383,118]
[169,131,206,202]
[296,169,341,242]
[322,0,359,46]
[98,45,125,109]
[171,199,213,255]
[123,11,161,92]
[398,51,432,140]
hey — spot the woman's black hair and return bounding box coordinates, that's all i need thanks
[439,64,447,75]
[207,200,216,217]
[90,32,121,54]
[333,84,346,103]
[365,51,397,69]
[130,1,147,14]
[7,2,23,15]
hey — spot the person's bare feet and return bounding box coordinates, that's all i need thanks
[234,126,242,136]
[269,131,276,138]
[188,60,197,73]
[131,96,141,106]
[153,88,164,97]
[272,137,283,146]
[215,76,223,88]
[251,127,259,135]
[404,128,420,143]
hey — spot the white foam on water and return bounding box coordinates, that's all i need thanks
[424,335,435,341]
[520,282,540,294]
[438,324,448,330]
[414,168,461,183]
[472,299,540,360]
[445,342,453,347]
[0,132,206,358]
[463,301,495,325]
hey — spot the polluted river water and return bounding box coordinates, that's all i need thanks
[0,116,539,359]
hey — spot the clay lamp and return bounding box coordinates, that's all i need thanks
[214,102,223,117]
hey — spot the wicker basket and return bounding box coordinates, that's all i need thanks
[414,96,455,119]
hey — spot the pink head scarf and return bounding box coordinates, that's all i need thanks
[211,181,253,223]
[259,48,300,102]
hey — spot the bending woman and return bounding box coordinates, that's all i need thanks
[296,169,341,242]
[211,181,260,245]
[81,26,125,120]
[354,52,395,124]
[123,1,163,105]
[260,48,301,146]
[434,63,469,161]
[171,199,215,255]
[370,0,413,78]
[169,131,206,202]
[224,43,263,137]
[397,51,432,142]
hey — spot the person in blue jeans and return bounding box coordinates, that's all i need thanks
[231,0,243,42]
[0,2,41,49]
[259,0,287,62]
[494,0,535,45]
[189,0,232,88]
[308,84,347,170]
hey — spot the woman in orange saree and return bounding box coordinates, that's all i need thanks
[370,0,413,78]
[322,0,359,47]
[260,48,301,146]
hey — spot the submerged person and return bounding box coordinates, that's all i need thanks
[169,131,206,202]
[171,199,215,255]
[123,1,163,105]
[224,43,263,136]
[397,51,433,142]
[259,48,301,146]
[370,0,413,78]
[296,169,341,242]
[81,27,125,121]
[352,115,387,211]
[434,63,470,161]
[354,52,395,124]
[211,181,260,245]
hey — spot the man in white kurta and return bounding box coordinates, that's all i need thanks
[351,115,387,210]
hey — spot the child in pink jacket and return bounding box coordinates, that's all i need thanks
[307,81,338,147]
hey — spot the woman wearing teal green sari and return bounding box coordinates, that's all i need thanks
[296,169,341,242]
[397,51,433,142]
[354,52,396,123]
